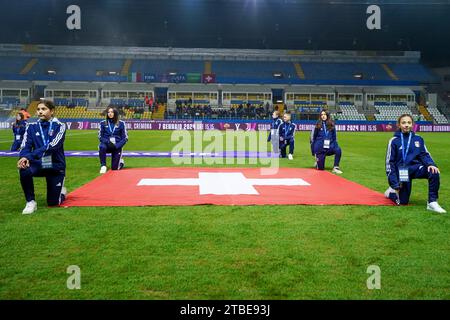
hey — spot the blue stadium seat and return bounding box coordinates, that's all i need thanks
[110,98,127,106]
[1,97,20,106]
[301,62,390,80]
[127,99,144,107]
[54,98,71,106]
[389,63,438,82]
[0,57,31,74]
[33,58,123,76]
[72,98,88,107]
[214,61,297,81]
[131,60,204,74]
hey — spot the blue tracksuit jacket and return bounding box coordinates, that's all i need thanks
[277,121,296,142]
[98,119,128,149]
[19,117,66,171]
[312,121,339,154]
[267,117,283,142]
[11,120,27,150]
[386,130,435,190]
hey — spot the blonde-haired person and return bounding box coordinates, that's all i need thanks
[267,110,282,155]
[385,114,445,213]
[277,112,296,160]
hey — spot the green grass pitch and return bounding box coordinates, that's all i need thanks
[0,129,449,299]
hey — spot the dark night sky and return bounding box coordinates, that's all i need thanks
[0,0,449,66]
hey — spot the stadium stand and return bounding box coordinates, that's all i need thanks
[0,81,31,108]
[0,57,31,75]
[427,106,448,124]
[284,86,335,117]
[214,61,298,82]
[0,45,447,123]
[334,103,367,121]
[33,58,123,77]
[373,102,421,121]
[389,63,438,82]
[44,82,99,108]
[301,62,389,81]
[131,59,204,75]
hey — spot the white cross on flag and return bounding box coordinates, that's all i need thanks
[202,73,216,83]
[138,172,310,195]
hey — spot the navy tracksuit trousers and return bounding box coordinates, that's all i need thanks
[20,163,65,206]
[280,139,294,158]
[316,146,342,170]
[387,164,440,204]
[99,143,123,170]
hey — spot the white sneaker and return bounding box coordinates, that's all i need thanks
[119,159,124,170]
[332,167,343,174]
[22,200,37,215]
[384,187,396,198]
[427,202,447,214]
[288,154,293,160]
[99,166,107,174]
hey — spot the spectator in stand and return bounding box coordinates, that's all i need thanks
[149,96,154,111]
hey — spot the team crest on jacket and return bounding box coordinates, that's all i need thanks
[415,141,420,148]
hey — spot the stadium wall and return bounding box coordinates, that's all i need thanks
[2,120,448,132]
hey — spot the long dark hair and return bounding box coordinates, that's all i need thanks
[15,112,24,125]
[315,110,334,131]
[106,107,119,124]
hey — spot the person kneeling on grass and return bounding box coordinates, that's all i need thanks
[277,112,296,160]
[385,113,446,213]
[311,110,343,174]
[17,100,67,215]
[98,107,128,174]
[11,112,27,151]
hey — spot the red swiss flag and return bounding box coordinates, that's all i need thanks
[202,73,216,83]
[63,168,392,207]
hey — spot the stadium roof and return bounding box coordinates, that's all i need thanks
[0,80,32,89]
[168,84,219,92]
[45,82,101,91]
[335,87,364,94]
[220,85,272,93]
[285,86,335,94]
[363,87,414,95]
[101,83,154,91]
